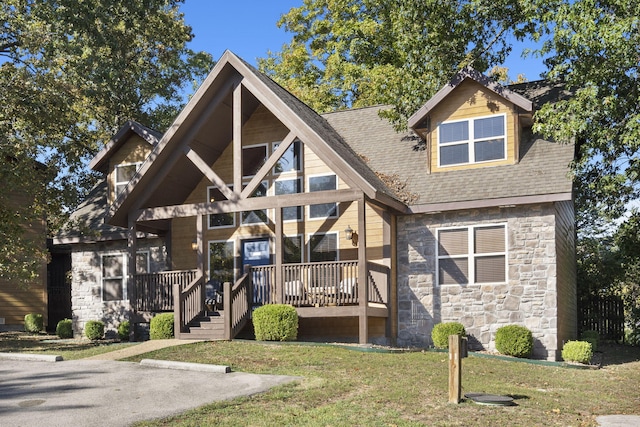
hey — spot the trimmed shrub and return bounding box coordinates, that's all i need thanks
[150,313,174,339]
[24,313,44,333]
[431,322,466,349]
[495,325,533,358]
[85,320,105,340]
[56,319,73,339]
[117,320,130,341]
[253,304,298,341]
[562,340,593,364]
[580,330,599,352]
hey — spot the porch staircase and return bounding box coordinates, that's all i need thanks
[182,312,226,340]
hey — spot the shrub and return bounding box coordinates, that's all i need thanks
[117,320,130,341]
[253,304,298,341]
[24,313,44,333]
[580,330,599,351]
[56,319,73,339]
[150,313,174,339]
[431,322,466,349]
[495,325,533,358]
[85,320,105,340]
[562,340,593,364]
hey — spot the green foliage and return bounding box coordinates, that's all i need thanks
[495,325,533,358]
[431,322,466,349]
[0,0,214,286]
[562,341,593,364]
[625,327,640,346]
[56,318,74,339]
[84,320,105,340]
[253,305,298,341]
[580,330,600,352]
[150,313,175,340]
[24,313,43,333]
[117,320,130,341]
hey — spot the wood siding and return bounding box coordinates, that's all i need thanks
[107,135,153,203]
[428,79,519,173]
[171,104,386,273]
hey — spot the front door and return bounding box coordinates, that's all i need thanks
[241,237,271,304]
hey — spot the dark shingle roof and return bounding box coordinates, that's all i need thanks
[324,105,574,208]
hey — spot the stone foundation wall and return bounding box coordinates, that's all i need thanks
[70,238,167,338]
[396,204,563,360]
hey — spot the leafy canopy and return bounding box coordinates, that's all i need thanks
[0,0,213,285]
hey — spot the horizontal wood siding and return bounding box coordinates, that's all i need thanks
[108,135,154,203]
[429,79,518,173]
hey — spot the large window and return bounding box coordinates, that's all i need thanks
[283,235,303,264]
[437,224,506,285]
[208,185,235,229]
[308,174,338,219]
[438,114,506,166]
[273,140,302,174]
[274,178,302,221]
[115,163,141,197]
[102,254,125,301]
[309,232,338,262]
[242,181,268,225]
[242,144,267,178]
[209,241,235,285]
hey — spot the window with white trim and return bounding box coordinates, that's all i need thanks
[115,162,141,197]
[273,140,302,174]
[241,181,268,225]
[209,240,235,285]
[102,253,126,301]
[309,232,338,262]
[136,251,150,274]
[437,224,506,285]
[274,178,302,221]
[308,174,338,219]
[242,144,267,178]
[438,114,506,166]
[207,185,235,229]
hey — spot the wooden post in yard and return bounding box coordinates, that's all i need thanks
[448,334,462,404]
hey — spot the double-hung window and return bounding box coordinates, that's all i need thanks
[437,224,506,285]
[102,253,126,301]
[115,162,141,197]
[438,114,506,166]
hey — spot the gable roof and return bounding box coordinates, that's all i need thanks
[106,51,405,230]
[408,67,534,131]
[89,120,162,174]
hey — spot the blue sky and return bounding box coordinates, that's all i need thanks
[179,1,547,82]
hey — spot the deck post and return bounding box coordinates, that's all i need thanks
[274,207,283,304]
[223,281,232,339]
[127,215,138,341]
[448,334,462,404]
[196,214,206,312]
[357,197,368,344]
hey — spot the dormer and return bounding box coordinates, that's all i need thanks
[89,121,161,204]
[408,67,533,173]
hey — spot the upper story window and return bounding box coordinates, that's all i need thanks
[273,140,302,174]
[242,144,267,178]
[437,224,507,286]
[208,185,235,229]
[241,181,268,225]
[115,162,141,197]
[308,174,338,219]
[274,178,302,221]
[438,114,506,166]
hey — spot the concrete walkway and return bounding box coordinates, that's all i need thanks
[82,338,203,360]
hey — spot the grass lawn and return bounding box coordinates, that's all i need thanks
[2,332,638,426]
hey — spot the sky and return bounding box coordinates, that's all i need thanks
[179,0,548,82]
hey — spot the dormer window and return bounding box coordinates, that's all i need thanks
[115,162,141,197]
[438,114,506,167]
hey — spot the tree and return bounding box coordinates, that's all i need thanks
[0,0,214,285]
[259,0,547,130]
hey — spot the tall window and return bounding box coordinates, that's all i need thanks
[208,185,235,228]
[438,114,506,166]
[437,224,506,285]
[242,144,267,178]
[274,178,302,221]
[241,181,268,225]
[308,174,338,219]
[102,254,125,301]
[283,235,303,264]
[115,163,141,197]
[273,140,302,174]
[209,241,235,285]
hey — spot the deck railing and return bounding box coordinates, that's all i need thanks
[173,272,204,336]
[134,270,198,311]
[224,266,253,339]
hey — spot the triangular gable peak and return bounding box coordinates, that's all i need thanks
[408,67,533,132]
[107,51,404,230]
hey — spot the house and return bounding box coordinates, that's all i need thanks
[55,51,575,359]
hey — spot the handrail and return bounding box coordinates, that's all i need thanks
[367,261,389,304]
[173,272,204,339]
[134,270,198,311]
[224,265,253,340]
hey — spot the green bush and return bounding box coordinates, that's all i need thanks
[562,340,593,364]
[580,330,599,351]
[495,324,533,358]
[253,304,298,341]
[150,313,174,339]
[118,320,130,341]
[56,319,73,339]
[24,313,44,333]
[431,322,466,349]
[85,320,105,340]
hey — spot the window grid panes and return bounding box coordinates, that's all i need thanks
[438,115,506,166]
[437,224,506,285]
[102,254,125,301]
[308,174,338,219]
[274,178,302,221]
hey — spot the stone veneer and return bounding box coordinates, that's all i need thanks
[70,238,167,338]
[396,204,567,360]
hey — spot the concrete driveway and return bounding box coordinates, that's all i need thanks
[0,357,297,427]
